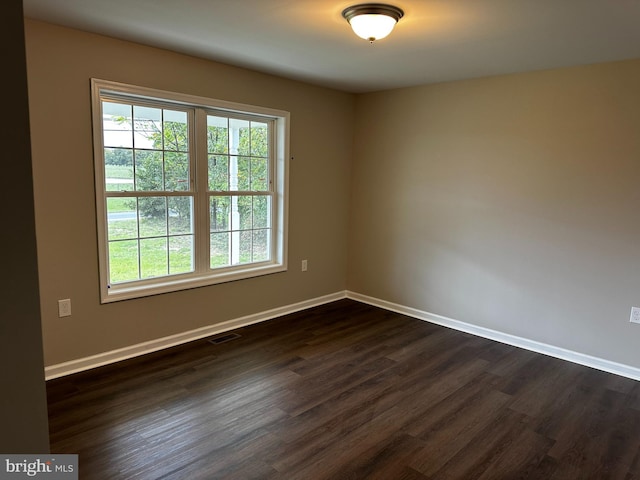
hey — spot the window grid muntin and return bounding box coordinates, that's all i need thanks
[206,114,272,194]
[205,112,275,271]
[102,97,194,194]
[95,80,286,300]
[208,193,273,269]
[102,97,196,286]
[105,198,196,286]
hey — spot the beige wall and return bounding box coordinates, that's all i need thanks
[25,20,354,366]
[349,59,640,367]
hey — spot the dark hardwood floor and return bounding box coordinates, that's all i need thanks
[47,299,640,479]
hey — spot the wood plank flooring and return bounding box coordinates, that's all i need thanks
[47,299,640,479]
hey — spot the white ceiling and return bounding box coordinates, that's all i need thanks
[23,0,640,93]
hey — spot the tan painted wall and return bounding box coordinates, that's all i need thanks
[349,59,640,367]
[25,20,354,366]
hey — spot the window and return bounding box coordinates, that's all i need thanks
[91,79,289,302]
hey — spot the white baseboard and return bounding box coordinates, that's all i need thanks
[346,291,640,382]
[46,289,640,382]
[45,291,347,380]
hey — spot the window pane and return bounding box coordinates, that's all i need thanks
[140,238,168,278]
[164,110,188,152]
[253,196,270,229]
[210,232,230,268]
[230,118,250,155]
[237,196,252,230]
[208,155,229,191]
[253,229,269,262]
[135,150,163,191]
[103,102,132,148]
[169,235,194,274]
[133,106,161,149]
[238,231,252,264]
[139,197,167,237]
[165,152,189,191]
[168,197,192,235]
[107,198,138,240]
[105,148,134,192]
[109,239,139,283]
[251,122,268,157]
[250,157,268,191]
[207,115,228,154]
[230,156,250,191]
[230,196,240,231]
[210,196,230,232]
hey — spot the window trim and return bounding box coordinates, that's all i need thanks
[91,79,289,303]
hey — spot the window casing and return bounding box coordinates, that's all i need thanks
[91,79,289,302]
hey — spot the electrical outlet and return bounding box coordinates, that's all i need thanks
[630,307,640,324]
[58,299,72,318]
[301,259,308,272]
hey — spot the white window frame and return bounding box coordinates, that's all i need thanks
[91,79,289,303]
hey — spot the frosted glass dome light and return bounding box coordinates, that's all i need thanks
[342,4,404,42]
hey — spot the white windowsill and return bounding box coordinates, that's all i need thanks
[102,263,287,303]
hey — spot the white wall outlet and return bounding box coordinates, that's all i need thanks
[58,299,72,318]
[630,307,640,324]
[301,259,308,272]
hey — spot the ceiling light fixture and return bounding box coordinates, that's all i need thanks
[342,3,404,43]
